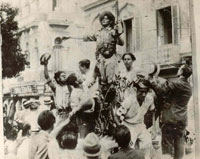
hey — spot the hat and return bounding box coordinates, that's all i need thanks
[24,99,40,109]
[83,133,102,157]
[23,99,30,109]
[43,96,53,105]
[23,100,32,109]
[40,53,51,65]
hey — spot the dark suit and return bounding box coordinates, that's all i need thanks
[151,76,192,159]
[108,147,145,159]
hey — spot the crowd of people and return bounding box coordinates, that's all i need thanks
[4,11,194,159]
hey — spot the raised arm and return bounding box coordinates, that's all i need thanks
[149,77,175,99]
[50,118,71,138]
[62,32,96,42]
[115,20,124,46]
[116,36,124,46]
[41,54,56,92]
[87,64,100,88]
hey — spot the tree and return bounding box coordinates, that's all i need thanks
[1,3,28,78]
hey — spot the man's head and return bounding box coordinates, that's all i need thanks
[99,11,115,28]
[66,73,83,88]
[22,123,31,137]
[122,52,136,70]
[177,64,192,79]
[54,71,67,85]
[79,59,90,74]
[58,131,78,150]
[37,110,55,131]
[5,125,18,141]
[114,125,131,148]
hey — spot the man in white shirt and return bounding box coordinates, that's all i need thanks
[41,53,72,117]
[67,73,98,138]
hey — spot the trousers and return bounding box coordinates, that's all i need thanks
[161,123,185,159]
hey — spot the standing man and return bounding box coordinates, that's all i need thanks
[41,54,72,117]
[67,73,99,138]
[68,11,124,87]
[147,64,192,159]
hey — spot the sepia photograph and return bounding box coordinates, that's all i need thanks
[1,0,200,159]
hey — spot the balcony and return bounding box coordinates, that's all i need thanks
[134,44,180,68]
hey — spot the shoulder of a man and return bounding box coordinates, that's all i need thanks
[108,148,144,159]
[29,131,49,159]
[31,131,49,145]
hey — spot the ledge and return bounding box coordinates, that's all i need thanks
[82,0,115,11]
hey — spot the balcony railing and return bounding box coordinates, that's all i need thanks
[134,44,180,66]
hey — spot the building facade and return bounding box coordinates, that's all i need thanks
[2,0,91,110]
[82,0,192,78]
[3,0,193,119]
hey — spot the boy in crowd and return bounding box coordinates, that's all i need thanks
[108,125,145,159]
[29,110,55,159]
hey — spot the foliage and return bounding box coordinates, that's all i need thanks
[0,3,28,78]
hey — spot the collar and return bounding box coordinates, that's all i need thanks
[100,26,113,31]
[179,76,188,82]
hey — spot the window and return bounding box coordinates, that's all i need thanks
[156,6,179,46]
[52,0,57,11]
[124,19,133,52]
[135,17,141,51]
[25,42,30,68]
[34,39,39,68]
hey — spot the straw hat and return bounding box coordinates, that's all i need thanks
[43,96,53,105]
[83,133,102,157]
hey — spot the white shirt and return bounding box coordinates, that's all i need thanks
[17,138,30,159]
[70,86,95,113]
[118,68,137,101]
[55,84,70,109]
[23,109,40,131]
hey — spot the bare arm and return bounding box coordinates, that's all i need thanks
[115,20,124,46]
[50,118,70,138]
[88,65,99,88]
[62,33,96,42]
[43,62,56,93]
[116,36,124,46]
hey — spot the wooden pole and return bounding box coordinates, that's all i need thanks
[189,0,200,157]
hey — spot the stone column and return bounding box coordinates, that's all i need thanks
[53,43,63,72]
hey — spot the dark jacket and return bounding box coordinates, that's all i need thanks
[108,147,145,159]
[151,77,192,126]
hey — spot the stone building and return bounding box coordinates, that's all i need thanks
[3,0,193,118]
[2,0,91,111]
[81,0,192,78]
[16,0,88,72]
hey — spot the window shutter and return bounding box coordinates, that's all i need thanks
[135,17,142,51]
[172,5,180,44]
